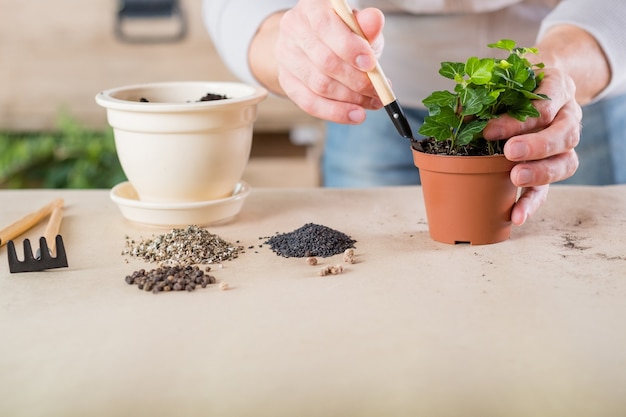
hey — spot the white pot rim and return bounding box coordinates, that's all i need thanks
[95,81,268,112]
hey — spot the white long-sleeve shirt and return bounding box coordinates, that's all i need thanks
[203,0,626,107]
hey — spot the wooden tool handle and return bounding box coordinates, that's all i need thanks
[330,0,396,105]
[43,205,64,254]
[0,198,64,247]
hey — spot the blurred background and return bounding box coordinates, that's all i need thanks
[0,0,323,189]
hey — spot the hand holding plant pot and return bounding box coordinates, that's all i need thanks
[413,39,552,245]
[483,65,582,226]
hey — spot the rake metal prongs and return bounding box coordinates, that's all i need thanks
[7,235,69,273]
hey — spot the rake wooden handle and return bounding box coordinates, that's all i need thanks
[0,198,64,247]
[43,205,64,254]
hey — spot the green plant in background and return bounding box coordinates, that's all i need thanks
[0,114,126,188]
[418,39,550,155]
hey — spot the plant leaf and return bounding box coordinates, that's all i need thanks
[488,39,516,52]
[456,119,488,146]
[465,57,494,85]
[460,87,494,116]
[418,116,453,142]
[439,62,465,80]
[437,106,462,127]
[507,101,540,121]
[422,90,457,113]
[518,89,548,101]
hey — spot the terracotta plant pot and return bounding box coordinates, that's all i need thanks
[412,146,518,245]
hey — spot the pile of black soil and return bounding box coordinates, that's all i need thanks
[264,223,356,258]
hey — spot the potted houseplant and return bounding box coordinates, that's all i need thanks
[412,39,549,245]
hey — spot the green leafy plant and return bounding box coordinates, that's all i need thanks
[418,39,549,155]
[0,114,126,188]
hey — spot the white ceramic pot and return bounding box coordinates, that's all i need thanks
[96,81,267,203]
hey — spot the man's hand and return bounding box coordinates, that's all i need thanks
[483,68,582,225]
[252,0,386,124]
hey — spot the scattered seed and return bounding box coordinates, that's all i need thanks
[318,264,344,276]
[306,257,318,266]
[330,264,344,274]
[220,281,230,291]
[343,248,356,264]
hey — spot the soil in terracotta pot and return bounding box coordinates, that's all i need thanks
[415,137,508,157]
[138,92,229,103]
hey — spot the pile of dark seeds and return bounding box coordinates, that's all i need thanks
[265,223,356,258]
[125,265,216,294]
[123,225,243,266]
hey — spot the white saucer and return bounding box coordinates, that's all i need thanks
[110,181,251,227]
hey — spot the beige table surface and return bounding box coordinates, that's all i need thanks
[1,185,625,417]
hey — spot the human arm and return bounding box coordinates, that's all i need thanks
[248,11,285,98]
[202,0,297,86]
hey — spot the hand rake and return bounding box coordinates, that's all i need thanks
[1,199,69,273]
